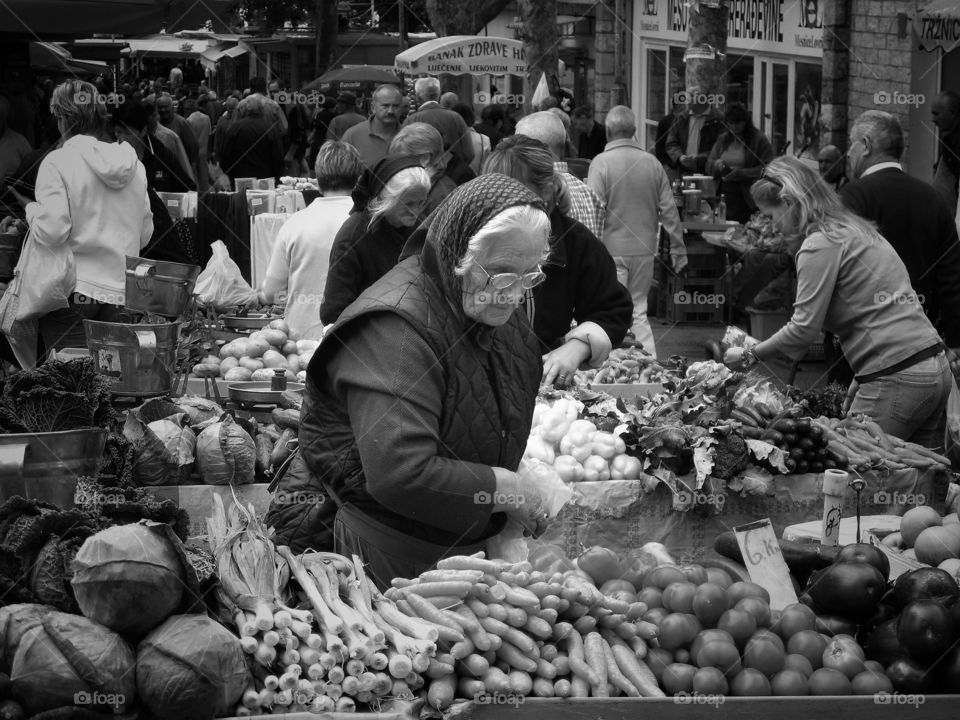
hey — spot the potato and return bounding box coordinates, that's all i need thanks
[245,338,271,358]
[296,339,319,354]
[223,367,253,381]
[248,330,264,341]
[238,357,265,371]
[268,318,291,334]
[298,351,314,368]
[262,349,286,369]
[287,328,300,341]
[286,354,300,373]
[261,329,288,347]
[296,370,306,383]
[230,339,250,358]
[281,340,298,355]
[251,368,275,382]
[218,342,235,359]
[192,363,220,378]
[201,354,221,366]
[219,356,239,372]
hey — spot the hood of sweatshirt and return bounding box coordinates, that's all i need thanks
[64,134,140,190]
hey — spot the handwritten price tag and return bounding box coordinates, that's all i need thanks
[734,518,799,611]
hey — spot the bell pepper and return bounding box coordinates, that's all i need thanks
[553,454,585,483]
[524,434,556,465]
[590,431,619,461]
[539,405,573,445]
[559,425,596,463]
[582,454,610,482]
[610,453,643,480]
[576,545,624,586]
[531,402,551,429]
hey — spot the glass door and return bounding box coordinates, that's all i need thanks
[771,62,790,155]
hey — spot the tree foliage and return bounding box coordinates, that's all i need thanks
[424,0,510,35]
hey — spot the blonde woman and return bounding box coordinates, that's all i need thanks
[724,156,950,447]
[319,155,430,325]
[23,80,152,350]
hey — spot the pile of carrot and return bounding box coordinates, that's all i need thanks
[813,415,952,473]
[386,553,666,710]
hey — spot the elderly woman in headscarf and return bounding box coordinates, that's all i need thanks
[319,154,431,326]
[266,174,553,586]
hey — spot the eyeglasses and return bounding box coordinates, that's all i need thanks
[476,262,546,290]
[761,167,784,188]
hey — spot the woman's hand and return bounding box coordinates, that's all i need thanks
[723,347,746,369]
[842,380,859,416]
[0,216,20,234]
[494,469,548,537]
[542,339,590,388]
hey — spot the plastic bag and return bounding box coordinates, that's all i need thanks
[946,378,960,470]
[194,240,258,311]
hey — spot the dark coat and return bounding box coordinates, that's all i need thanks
[665,111,724,172]
[219,115,283,184]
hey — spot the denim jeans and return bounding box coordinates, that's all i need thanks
[849,352,952,449]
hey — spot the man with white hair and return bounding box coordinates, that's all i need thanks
[588,106,685,356]
[405,77,474,180]
[515,111,605,239]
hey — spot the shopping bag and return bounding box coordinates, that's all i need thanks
[194,239,258,311]
[946,378,960,470]
[0,228,75,324]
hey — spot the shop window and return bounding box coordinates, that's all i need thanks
[725,54,754,109]
[645,48,667,148]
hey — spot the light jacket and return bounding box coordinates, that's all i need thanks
[26,134,153,304]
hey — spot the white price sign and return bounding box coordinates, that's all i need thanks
[734,518,799,611]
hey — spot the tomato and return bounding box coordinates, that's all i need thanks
[897,599,957,664]
[662,663,697,695]
[829,634,865,660]
[727,581,771,605]
[718,608,757,650]
[674,648,691,664]
[783,654,814,677]
[691,666,728,695]
[730,668,772,696]
[786,629,827,670]
[662,582,698,614]
[644,607,668,626]
[770,669,809,696]
[864,618,903,667]
[886,656,935,694]
[638,586,663,609]
[658,613,702,652]
[576,546,624,586]
[773,603,817,640]
[808,667,852,695]
[735,597,772,628]
[644,565,687,589]
[837,542,891,582]
[606,588,638,604]
[690,629,736,661]
[850,669,893,695]
[706,567,733,588]
[695,639,742,678]
[680,564,710,585]
[822,638,866,679]
[692,583,730,627]
[743,635,786,677]
[751,629,785,652]
[644,647,673,684]
[863,660,885,674]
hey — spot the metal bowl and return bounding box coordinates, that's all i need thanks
[227,381,304,405]
[220,313,277,330]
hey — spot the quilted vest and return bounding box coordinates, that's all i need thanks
[298,244,542,543]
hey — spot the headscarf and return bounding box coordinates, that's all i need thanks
[350,154,424,213]
[424,173,546,301]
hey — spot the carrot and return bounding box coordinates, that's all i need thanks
[465,598,490,618]
[525,582,555,598]
[500,583,540,609]
[532,677,555,697]
[601,636,640,697]
[457,677,485,699]
[552,654,570,676]
[471,583,505,603]
[418,569,484,584]
[564,602,590,618]
[427,673,457,710]
[458,653,490,678]
[601,596,632,615]
[598,613,627,629]
[391,577,418,588]
[482,667,512,693]
[447,604,483,635]
[536,657,558,679]
[573,615,598,635]
[539,643,558,662]
[426,657,455,679]
[504,606,528,628]
[496,639,538,673]
[533,608,558,626]
[564,630,601,686]
[553,678,573,698]
[501,625,538,655]
[484,603,509,623]
[376,599,440,642]
[570,675,590,698]
[498,570,531,586]
[635,621,659,641]
[403,593,466,641]
[399,581,473,599]
[583,632,609,697]
[421,595,463,610]
[449,636,475,660]
[523,615,553,640]
[540,595,561,611]
[607,638,666,697]
[478,615,511,638]
[437,556,500,573]
[613,622,638,640]
[552,621,575,641]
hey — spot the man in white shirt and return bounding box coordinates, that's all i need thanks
[258,142,364,339]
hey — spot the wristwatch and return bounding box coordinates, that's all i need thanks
[742,347,758,367]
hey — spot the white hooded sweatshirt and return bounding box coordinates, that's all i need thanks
[26,134,153,304]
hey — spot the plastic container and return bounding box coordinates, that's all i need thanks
[84,320,180,397]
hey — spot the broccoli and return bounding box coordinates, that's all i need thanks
[712,432,750,480]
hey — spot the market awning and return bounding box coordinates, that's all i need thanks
[123,34,220,59]
[0,0,235,39]
[30,41,111,76]
[915,0,960,52]
[394,35,526,76]
[199,42,249,71]
[301,65,401,93]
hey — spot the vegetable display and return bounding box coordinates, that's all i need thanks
[195,319,317,384]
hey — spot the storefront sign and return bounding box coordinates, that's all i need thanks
[395,35,526,76]
[636,0,823,58]
[915,0,960,53]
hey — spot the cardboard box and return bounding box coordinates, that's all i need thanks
[153,483,272,538]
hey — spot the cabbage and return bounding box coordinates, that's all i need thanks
[195,414,255,485]
[0,604,55,673]
[148,417,196,467]
[174,395,225,427]
[71,523,185,636]
[124,401,196,485]
[136,614,250,720]
[11,610,136,715]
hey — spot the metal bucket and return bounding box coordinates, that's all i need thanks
[0,428,108,507]
[124,256,200,317]
[84,320,180,397]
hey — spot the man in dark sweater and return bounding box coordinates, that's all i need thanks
[841,110,960,365]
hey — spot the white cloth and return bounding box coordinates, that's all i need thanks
[258,196,354,339]
[24,134,152,305]
[251,212,289,287]
[613,254,657,357]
